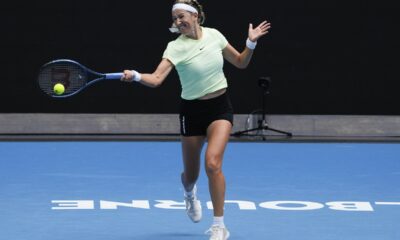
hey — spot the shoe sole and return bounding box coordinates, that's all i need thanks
[188,211,202,223]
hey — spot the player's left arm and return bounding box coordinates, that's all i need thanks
[223,21,271,69]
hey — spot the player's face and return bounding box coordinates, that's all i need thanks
[172,9,198,35]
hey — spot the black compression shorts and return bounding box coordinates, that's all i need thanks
[179,92,234,136]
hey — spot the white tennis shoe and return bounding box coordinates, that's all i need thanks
[205,225,230,240]
[184,185,202,223]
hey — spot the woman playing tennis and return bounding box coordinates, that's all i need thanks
[121,0,270,239]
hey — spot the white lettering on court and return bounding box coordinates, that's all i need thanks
[50,200,400,211]
[259,201,324,211]
[100,200,150,209]
[326,202,374,211]
[52,200,94,210]
[207,200,257,210]
[154,200,186,210]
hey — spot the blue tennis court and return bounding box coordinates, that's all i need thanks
[1,141,399,239]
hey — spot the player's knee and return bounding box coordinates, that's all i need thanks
[205,154,222,176]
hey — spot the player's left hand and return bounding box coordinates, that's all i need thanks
[248,21,271,42]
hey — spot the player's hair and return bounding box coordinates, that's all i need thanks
[174,0,206,25]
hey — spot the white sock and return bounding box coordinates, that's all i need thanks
[184,185,196,198]
[213,216,225,228]
[185,190,194,198]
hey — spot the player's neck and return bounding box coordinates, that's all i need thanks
[186,26,202,40]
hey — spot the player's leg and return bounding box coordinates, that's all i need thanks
[205,120,231,216]
[204,119,231,239]
[181,135,205,192]
[181,135,206,223]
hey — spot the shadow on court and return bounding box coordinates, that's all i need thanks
[136,232,204,240]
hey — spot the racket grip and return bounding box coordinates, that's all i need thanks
[105,73,124,80]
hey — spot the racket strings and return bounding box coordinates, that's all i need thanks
[38,63,87,96]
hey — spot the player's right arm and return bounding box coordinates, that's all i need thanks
[121,58,174,88]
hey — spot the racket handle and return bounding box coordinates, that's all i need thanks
[105,73,124,80]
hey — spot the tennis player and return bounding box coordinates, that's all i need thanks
[121,0,270,239]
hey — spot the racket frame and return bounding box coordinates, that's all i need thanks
[38,59,123,98]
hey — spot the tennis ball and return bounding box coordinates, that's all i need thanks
[53,83,65,95]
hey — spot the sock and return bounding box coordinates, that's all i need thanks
[213,216,225,228]
[185,189,194,198]
[184,185,196,198]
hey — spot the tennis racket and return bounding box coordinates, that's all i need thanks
[37,59,123,98]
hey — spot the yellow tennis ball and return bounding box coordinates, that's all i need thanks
[53,83,65,95]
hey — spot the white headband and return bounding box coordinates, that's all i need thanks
[169,3,199,33]
[172,3,198,13]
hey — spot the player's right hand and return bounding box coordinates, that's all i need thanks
[121,70,134,82]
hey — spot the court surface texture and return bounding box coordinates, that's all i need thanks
[1,141,399,239]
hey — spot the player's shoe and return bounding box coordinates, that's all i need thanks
[184,185,202,223]
[205,225,230,240]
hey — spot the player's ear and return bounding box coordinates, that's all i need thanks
[192,12,199,20]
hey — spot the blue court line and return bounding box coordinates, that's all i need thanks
[0,142,399,240]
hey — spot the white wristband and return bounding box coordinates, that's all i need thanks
[131,70,141,82]
[246,38,257,50]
